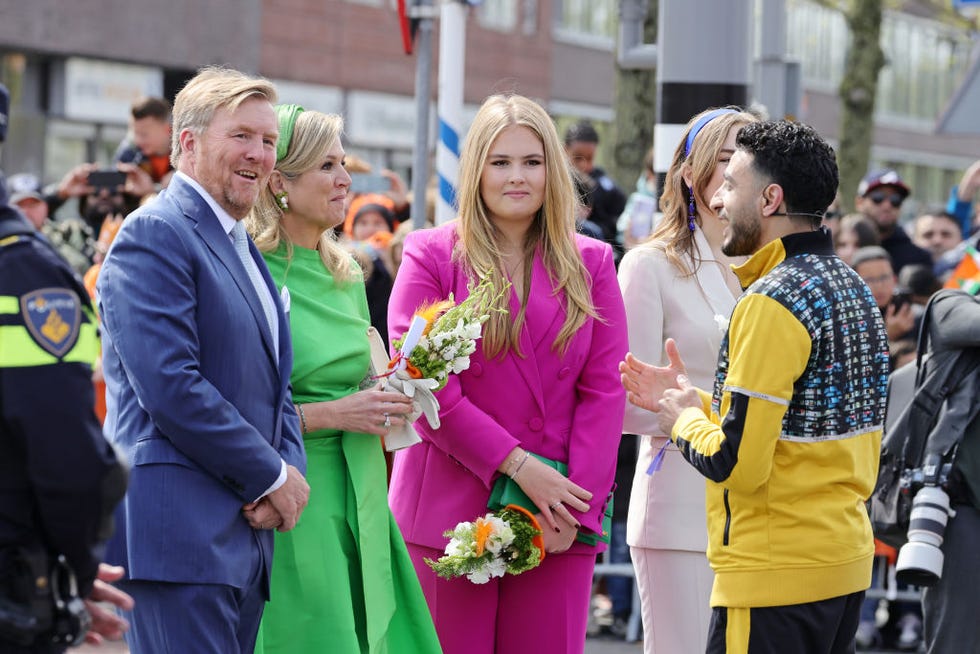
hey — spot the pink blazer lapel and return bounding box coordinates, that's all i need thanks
[526,252,566,350]
[505,258,548,416]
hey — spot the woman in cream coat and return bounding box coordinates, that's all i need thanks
[618,107,757,654]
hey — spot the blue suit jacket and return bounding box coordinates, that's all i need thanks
[97,175,305,592]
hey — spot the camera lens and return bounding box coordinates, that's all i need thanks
[895,485,954,586]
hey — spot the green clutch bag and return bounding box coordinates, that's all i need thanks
[488,452,612,546]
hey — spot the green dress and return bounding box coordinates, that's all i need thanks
[255,243,441,654]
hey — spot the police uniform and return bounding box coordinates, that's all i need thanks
[0,196,126,652]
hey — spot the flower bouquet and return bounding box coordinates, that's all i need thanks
[371,276,507,451]
[425,505,545,583]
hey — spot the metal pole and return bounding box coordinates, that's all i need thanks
[436,1,466,225]
[653,0,752,196]
[411,0,435,230]
[757,0,788,119]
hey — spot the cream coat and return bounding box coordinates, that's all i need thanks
[618,227,739,552]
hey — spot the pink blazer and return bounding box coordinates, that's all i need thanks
[387,223,628,553]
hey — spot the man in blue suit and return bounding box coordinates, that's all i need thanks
[97,67,309,653]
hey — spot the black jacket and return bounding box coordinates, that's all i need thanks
[0,204,126,609]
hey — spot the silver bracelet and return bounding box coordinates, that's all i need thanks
[297,404,309,434]
[504,450,522,477]
[510,451,531,480]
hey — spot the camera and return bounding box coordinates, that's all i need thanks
[87,169,127,193]
[895,456,957,587]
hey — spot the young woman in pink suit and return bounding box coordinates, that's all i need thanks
[618,107,757,653]
[387,94,628,654]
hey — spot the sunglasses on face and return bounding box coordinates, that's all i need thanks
[868,192,904,208]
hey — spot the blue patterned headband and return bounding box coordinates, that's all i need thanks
[683,108,739,158]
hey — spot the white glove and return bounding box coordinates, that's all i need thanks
[385,372,441,429]
[380,372,441,451]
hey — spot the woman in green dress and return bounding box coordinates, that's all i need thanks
[246,105,442,654]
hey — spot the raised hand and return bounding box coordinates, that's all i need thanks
[657,374,703,435]
[619,338,688,413]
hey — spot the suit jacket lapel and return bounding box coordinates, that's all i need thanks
[170,178,279,367]
[693,227,739,318]
[506,254,547,416]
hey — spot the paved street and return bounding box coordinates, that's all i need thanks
[77,636,642,653]
[76,636,911,652]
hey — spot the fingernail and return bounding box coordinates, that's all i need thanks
[555,526,561,533]
[574,523,581,529]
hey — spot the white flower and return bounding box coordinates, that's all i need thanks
[451,522,473,539]
[463,322,482,340]
[485,557,507,579]
[451,357,471,374]
[445,538,465,557]
[467,568,492,584]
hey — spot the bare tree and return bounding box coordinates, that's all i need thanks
[608,1,658,192]
[837,0,886,213]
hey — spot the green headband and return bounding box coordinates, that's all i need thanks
[275,104,305,162]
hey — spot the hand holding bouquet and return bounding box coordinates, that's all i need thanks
[376,276,507,450]
[425,505,545,584]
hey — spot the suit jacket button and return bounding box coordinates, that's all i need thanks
[529,417,543,432]
[470,362,483,377]
[557,367,571,379]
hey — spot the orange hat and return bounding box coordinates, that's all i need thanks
[344,193,397,237]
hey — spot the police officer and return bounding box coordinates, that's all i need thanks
[0,83,128,652]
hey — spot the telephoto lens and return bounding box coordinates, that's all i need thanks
[895,485,955,586]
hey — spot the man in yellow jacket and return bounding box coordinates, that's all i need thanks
[621,120,889,654]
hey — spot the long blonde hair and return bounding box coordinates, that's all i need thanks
[246,110,357,283]
[653,107,757,275]
[456,94,596,358]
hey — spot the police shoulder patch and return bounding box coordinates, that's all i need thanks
[20,288,82,357]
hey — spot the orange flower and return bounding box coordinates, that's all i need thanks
[474,517,495,557]
[405,362,423,379]
[416,299,454,335]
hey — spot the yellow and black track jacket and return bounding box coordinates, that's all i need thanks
[671,228,889,608]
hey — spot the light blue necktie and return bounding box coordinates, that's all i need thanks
[231,220,278,351]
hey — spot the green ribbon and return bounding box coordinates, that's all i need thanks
[275,104,305,162]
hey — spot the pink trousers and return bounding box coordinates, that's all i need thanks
[407,543,596,654]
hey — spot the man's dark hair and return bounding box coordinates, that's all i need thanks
[131,96,172,122]
[564,120,599,146]
[915,209,960,227]
[736,120,838,226]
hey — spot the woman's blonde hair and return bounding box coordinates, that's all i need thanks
[653,107,757,275]
[246,110,357,283]
[170,66,277,169]
[455,94,596,358]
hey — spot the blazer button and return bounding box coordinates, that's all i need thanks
[557,367,571,380]
[469,362,483,377]
[528,417,544,432]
